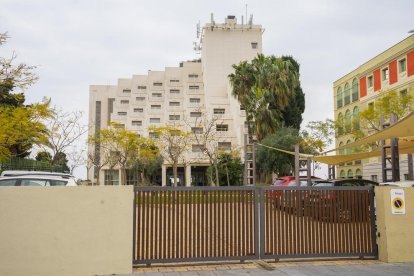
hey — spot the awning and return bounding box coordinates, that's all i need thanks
[323,111,414,154]
[312,139,414,165]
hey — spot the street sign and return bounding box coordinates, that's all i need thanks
[390,189,406,215]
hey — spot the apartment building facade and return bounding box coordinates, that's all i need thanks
[88,16,262,186]
[333,34,414,182]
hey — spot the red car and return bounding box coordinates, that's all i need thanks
[268,176,321,200]
[272,176,320,186]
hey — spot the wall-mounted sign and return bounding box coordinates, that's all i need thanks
[390,189,406,215]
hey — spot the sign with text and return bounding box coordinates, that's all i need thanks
[390,189,406,215]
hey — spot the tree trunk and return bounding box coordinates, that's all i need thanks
[96,170,100,186]
[173,163,178,187]
[214,163,219,187]
[225,165,230,186]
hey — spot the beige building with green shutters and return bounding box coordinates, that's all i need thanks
[334,34,414,181]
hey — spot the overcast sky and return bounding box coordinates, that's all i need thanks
[1,0,413,178]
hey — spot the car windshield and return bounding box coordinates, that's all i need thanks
[313,182,334,187]
[288,180,309,187]
[273,179,286,185]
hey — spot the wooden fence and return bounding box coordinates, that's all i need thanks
[133,186,377,264]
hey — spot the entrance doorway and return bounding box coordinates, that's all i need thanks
[191,166,208,186]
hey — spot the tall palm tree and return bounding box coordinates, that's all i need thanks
[229,54,299,141]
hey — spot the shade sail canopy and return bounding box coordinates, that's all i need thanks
[313,139,414,165]
[323,111,414,154]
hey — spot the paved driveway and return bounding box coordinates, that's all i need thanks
[120,260,414,276]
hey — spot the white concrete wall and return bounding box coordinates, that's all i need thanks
[0,186,133,276]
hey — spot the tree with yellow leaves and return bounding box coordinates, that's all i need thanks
[149,125,191,187]
[89,123,158,185]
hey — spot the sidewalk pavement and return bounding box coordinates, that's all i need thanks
[119,259,414,275]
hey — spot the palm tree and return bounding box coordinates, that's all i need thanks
[229,54,299,141]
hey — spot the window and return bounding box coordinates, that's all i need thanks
[117,112,127,116]
[131,120,142,126]
[336,87,343,108]
[353,106,360,130]
[192,145,204,152]
[189,85,199,90]
[137,85,147,89]
[169,115,180,121]
[338,142,344,155]
[149,118,160,123]
[104,170,119,185]
[339,170,346,179]
[214,108,225,114]
[218,142,232,151]
[399,58,407,73]
[188,74,199,78]
[400,89,409,108]
[347,170,353,179]
[122,89,131,94]
[169,102,180,106]
[337,113,344,135]
[190,112,202,117]
[151,105,161,110]
[240,105,245,110]
[134,108,143,113]
[0,179,17,186]
[170,79,180,83]
[355,169,362,179]
[190,98,200,103]
[120,100,129,104]
[251,42,258,49]
[170,89,180,94]
[114,123,125,129]
[404,174,409,180]
[352,78,359,102]
[344,83,350,105]
[152,93,162,97]
[153,82,163,86]
[216,124,228,131]
[345,110,351,133]
[368,102,374,110]
[136,97,145,101]
[149,132,159,139]
[382,67,389,81]
[367,76,373,88]
[21,179,51,186]
[192,127,203,134]
[371,175,378,182]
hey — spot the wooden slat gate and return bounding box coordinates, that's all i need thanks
[260,186,377,259]
[133,186,377,265]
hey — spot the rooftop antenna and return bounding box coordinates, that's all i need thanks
[245,4,248,25]
[249,14,253,26]
[196,21,200,38]
[211,13,215,25]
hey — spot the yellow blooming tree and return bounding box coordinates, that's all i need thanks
[89,123,158,185]
[149,125,191,187]
[0,101,51,161]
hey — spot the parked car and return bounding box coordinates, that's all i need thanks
[312,178,378,187]
[380,181,414,187]
[0,170,80,185]
[272,176,321,186]
[0,175,78,186]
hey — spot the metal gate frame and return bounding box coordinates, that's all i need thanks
[259,186,378,260]
[133,186,260,265]
[133,186,378,265]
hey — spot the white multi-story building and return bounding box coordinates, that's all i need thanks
[88,15,263,186]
